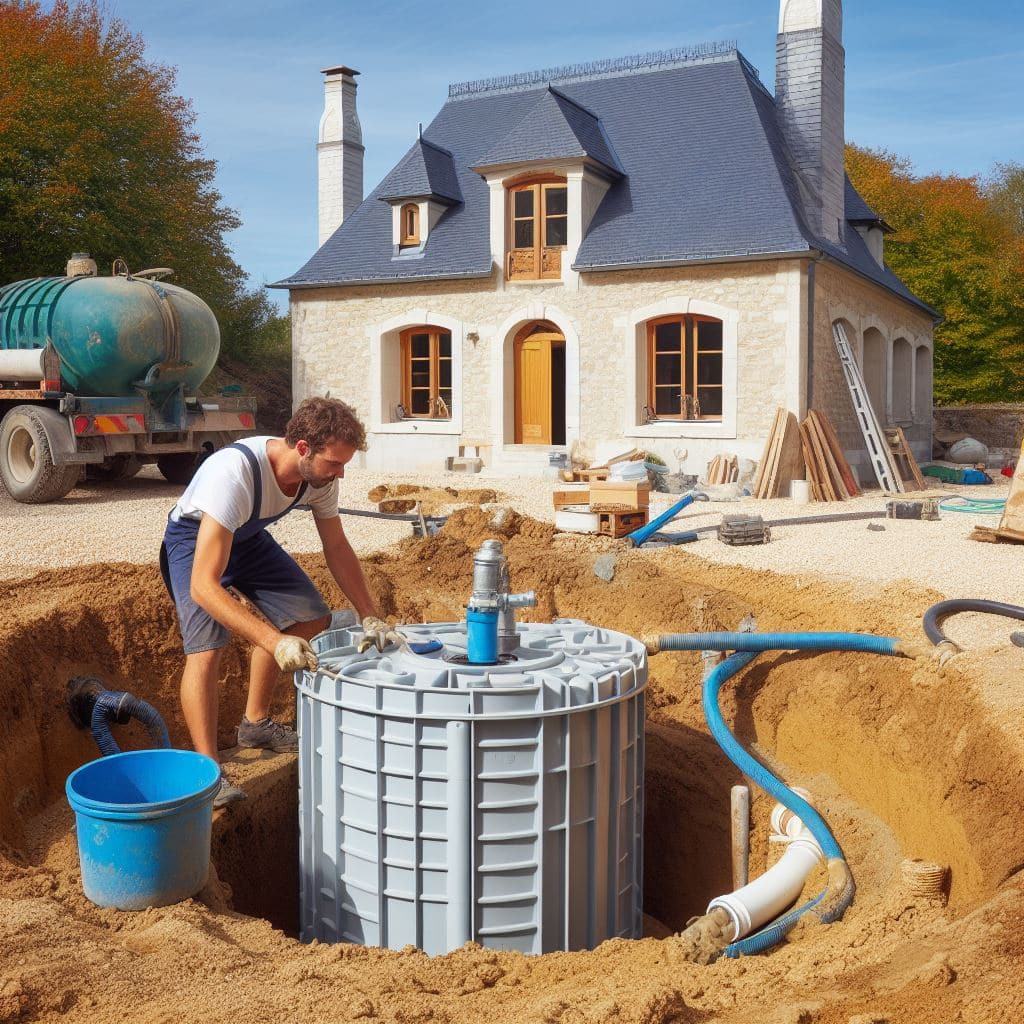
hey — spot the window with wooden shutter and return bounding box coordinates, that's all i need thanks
[646,315,723,421]
[400,327,452,418]
[506,177,567,280]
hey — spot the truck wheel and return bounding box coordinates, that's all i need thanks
[157,452,201,485]
[88,454,143,482]
[0,407,81,503]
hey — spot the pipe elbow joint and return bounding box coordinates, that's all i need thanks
[641,634,662,655]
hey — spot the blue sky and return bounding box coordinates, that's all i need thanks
[100,0,1023,309]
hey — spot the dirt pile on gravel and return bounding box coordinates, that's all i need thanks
[366,483,502,516]
[1,507,1023,1023]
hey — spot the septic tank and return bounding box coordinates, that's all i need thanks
[295,542,647,955]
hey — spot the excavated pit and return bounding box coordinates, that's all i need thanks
[2,507,1023,1022]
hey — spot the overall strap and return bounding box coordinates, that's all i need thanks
[228,441,308,524]
[228,442,263,525]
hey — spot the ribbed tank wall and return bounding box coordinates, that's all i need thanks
[0,276,219,398]
[296,619,647,956]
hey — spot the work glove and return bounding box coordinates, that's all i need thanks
[358,615,403,654]
[274,636,319,673]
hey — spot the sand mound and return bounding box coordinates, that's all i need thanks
[1,508,1023,1023]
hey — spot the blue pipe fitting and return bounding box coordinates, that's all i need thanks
[466,607,500,664]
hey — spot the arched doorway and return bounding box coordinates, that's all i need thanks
[513,321,566,445]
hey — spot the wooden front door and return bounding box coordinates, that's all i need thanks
[514,329,563,444]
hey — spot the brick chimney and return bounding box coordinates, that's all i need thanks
[318,65,364,246]
[775,0,845,244]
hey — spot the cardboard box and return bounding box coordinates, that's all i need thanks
[553,486,590,510]
[588,480,651,511]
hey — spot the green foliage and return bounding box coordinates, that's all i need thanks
[0,0,285,372]
[846,145,1024,404]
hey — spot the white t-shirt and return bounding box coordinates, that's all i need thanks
[170,436,339,532]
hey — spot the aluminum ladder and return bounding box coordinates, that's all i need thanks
[831,322,904,493]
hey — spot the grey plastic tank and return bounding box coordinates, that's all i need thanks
[296,618,646,955]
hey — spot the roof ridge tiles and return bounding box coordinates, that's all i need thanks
[448,41,751,99]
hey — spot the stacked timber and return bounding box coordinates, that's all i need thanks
[706,454,738,485]
[753,409,804,498]
[799,409,861,501]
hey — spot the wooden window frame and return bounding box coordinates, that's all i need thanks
[400,326,452,419]
[400,203,420,247]
[505,175,567,280]
[645,315,724,422]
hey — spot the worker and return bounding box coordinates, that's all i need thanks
[160,396,400,807]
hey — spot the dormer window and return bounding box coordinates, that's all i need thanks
[507,176,568,280]
[400,204,420,247]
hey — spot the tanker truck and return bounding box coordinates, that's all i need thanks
[0,255,257,503]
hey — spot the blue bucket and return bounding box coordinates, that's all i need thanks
[65,749,221,910]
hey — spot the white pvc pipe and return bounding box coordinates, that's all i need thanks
[707,803,824,941]
[0,348,45,380]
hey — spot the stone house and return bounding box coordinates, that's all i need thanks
[274,0,937,481]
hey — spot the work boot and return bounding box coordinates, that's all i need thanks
[236,715,298,753]
[214,776,247,809]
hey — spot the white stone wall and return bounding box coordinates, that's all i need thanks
[290,260,813,475]
[289,257,931,478]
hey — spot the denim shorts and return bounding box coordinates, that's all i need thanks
[160,520,330,655]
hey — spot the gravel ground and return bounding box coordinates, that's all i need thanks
[1,465,1020,611]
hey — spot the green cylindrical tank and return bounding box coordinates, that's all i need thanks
[0,274,220,400]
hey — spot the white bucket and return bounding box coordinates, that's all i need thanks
[790,479,811,505]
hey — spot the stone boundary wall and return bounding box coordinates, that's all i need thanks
[933,405,1024,451]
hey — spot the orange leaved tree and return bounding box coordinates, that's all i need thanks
[846,145,1024,404]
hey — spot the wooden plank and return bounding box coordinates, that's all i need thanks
[810,409,860,496]
[808,413,849,500]
[799,422,824,501]
[764,417,787,497]
[761,411,782,499]
[997,437,1024,536]
[753,409,783,497]
[894,426,927,491]
[803,416,838,501]
[772,412,805,498]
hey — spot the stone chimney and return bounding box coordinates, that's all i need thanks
[775,0,845,244]
[318,65,364,246]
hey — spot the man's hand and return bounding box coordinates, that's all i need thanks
[274,636,319,672]
[358,615,403,654]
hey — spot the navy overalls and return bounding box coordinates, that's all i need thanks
[160,443,330,655]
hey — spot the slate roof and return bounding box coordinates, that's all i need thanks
[276,44,930,315]
[378,138,462,205]
[474,86,623,177]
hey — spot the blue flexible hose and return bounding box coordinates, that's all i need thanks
[657,630,905,956]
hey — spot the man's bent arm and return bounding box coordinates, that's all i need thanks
[316,515,379,620]
[191,515,285,653]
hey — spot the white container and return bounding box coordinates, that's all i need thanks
[297,620,647,955]
[790,479,810,505]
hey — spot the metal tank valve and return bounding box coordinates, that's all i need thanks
[465,539,536,663]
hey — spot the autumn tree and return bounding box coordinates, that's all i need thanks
[0,0,287,368]
[846,145,1024,404]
